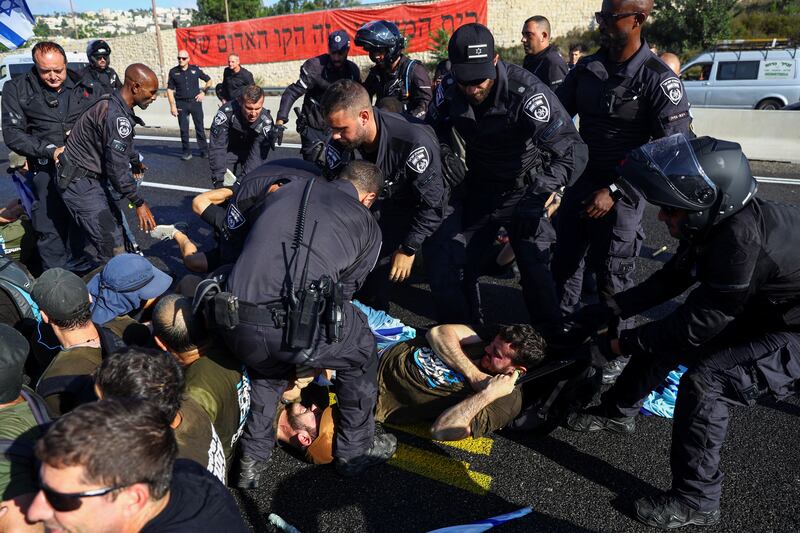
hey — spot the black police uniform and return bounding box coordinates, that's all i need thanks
[324,108,453,317]
[1,68,97,272]
[208,101,274,188]
[428,60,586,329]
[552,41,692,332]
[222,177,382,463]
[598,197,800,512]
[277,54,361,162]
[216,66,254,102]
[523,44,569,90]
[78,65,122,98]
[57,91,146,262]
[363,55,432,119]
[168,64,211,156]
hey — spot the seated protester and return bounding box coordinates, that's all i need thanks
[86,253,172,346]
[94,347,227,484]
[277,324,545,462]
[152,294,250,468]
[0,325,48,533]
[32,268,125,417]
[26,398,248,532]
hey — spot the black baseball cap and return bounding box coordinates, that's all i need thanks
[31,268,90,322]
[448,23,496,83]
[328,30,350,53]
[0,324,29,403]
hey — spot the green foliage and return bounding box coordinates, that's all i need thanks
[730,11,800,41]
[430,28,450,62]
[263,0,360,17]
[647,0,738,54]
[33,21,51,38]
[194,0,266,25]
[495,44,525,65]
[553,27,603,56]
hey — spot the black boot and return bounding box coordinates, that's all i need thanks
[236,455,270,489]
[635,492,721,529]
[334,433,397,478]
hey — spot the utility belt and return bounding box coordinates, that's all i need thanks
[55,152,98,192]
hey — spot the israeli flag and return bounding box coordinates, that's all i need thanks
[0,0,35,50]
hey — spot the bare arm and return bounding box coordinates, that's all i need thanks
[426,324,488,390]
[430,372,518,441]
[191,187,233,216]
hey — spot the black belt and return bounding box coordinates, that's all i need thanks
[238,300,286,327]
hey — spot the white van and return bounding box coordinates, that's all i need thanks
[0,52,90,94]
[680,39,800,110]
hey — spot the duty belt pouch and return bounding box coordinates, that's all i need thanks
[210,292,240,330]
[55,154,81,193]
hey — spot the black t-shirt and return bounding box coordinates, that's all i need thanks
[140,459,248,533]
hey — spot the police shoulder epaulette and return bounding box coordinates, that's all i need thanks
[507,78,529,97]
[645,56,670,75]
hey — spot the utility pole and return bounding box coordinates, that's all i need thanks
[151,0,167,87]
[225,0,230,22]
[68,0,78,39]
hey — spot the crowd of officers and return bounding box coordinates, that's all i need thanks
[1,0,799,530]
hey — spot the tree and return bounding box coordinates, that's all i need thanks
[647,0,738,54]
[194,0,265,25]
[430,28,450,62]
[33,21,51,38]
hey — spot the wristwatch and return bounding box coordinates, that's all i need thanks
[608,182,625,202]
[399,243,417,256]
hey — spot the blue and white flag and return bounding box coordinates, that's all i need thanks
[0,0,35,50]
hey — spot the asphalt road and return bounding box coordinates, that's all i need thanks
[1,137,798,533]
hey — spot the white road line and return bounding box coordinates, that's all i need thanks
[140,181,209,193]
[137,134,302,150]
[755,176,800,185]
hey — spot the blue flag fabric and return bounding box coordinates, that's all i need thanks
[0,0,34,50]
[426,507,534,533]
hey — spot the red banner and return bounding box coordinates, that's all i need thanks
[176,0,487,67]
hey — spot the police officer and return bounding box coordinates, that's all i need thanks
[80,40,122,97]
[566,134,800,529]
[215,53,254,103]
[322,79,456,319]
[1,42,96,273]
[428,24,586,331]
[208,84,275,189]
[56,64,158,262]
[220,160,396,487]
[167,50,212,161]
[356,20,432,120]
[552,0,692,381]
[276,29,361,163]
[521,16,569,90]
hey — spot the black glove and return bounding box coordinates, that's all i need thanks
[566,303,618,338]
[270,124,285,150]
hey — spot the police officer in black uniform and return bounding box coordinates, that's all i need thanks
[219,160,396,487]
[428,24,587,331]
[322,79,457,319]
[167,50,212,161]
[215,53,255,103]
[80,40,122,97]
[276,30,361,163]
[552,0,692,381]
[56,64,158,262]
[1,42,96,272]
[521,16,569,90]
[565,134,800,529]
[356,20,432,120]
[208,84,275,189]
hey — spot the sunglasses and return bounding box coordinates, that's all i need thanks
[40,482,126,512]
[177,56,189,61]
[594,11,642,24]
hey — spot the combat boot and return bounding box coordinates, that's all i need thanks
[335,433,397,478]
[635,492,721,529]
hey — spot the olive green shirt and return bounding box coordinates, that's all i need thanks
[0,388,47,499]
[36,345,101,417]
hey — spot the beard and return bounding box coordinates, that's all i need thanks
[600,29,630,53]
[336,124,368,151]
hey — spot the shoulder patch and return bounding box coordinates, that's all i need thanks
[213,110,228,126]
[660,77,683,105]
[523,93,551,122]
[111,139,127,153]
[116,117,132,138]
[434,83,445,106]
[226,203,245,230]
[326,143,343,169]
[406,146,430,174]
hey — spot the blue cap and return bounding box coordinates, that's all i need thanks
[328,30,350,53]
[87,254,172,325]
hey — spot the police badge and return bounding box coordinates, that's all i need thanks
[407,146,430,173]
[660,77,683,105]
[116,117,132,138]
[326,143,342,169]
[226,204,245,230]
[213,111,228,126]
[523,93,550,122]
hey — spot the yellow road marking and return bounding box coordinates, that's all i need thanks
[385,422,495,456]
[388,443,492,495]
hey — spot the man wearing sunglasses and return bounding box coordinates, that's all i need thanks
[427,23,587,332]
[80,40,122,98]
[27,398,248,532]
[552,0,692,385]
[167,51,212,161]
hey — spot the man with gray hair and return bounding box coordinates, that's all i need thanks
[216,53,254,104]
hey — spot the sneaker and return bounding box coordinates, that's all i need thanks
[334,433,397,478]
[149,222,188,241]
[565,406,635,434]
[602,358,629,385]
[635,492,721,529]
[181,153,192,161]
[236,455,270,489]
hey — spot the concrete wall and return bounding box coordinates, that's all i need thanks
[9,0,598,87]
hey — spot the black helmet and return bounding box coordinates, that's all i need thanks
[619,134,758,239]
[87,40,111,68]
[354,20,404,66]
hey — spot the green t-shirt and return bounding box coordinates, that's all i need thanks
[175,396,226,485]
[37,345,102,417]
[184,345,250,465]
[375,337,522,438]
[0,389,47,500]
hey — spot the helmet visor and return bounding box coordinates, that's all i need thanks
[640,134,716,209]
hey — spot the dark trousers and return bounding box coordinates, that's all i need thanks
[552,179,645,333]
[61,177,125,263]
[222,304,378,462]
[176,99,208,155]
[28,167,93,272]
[603,328,800,511]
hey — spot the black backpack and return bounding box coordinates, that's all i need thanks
[0,256,40,326]
[0,387,52,459]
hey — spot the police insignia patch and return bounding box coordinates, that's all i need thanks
[226,204,245,230]
[435,84,445,106]
[111,139,127,153]
[407,146,430,173]
[116,117,132,138]
[660,77,683,105]
[213,111,227,126]
[326,143,342,169]
[523,93,550,122]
